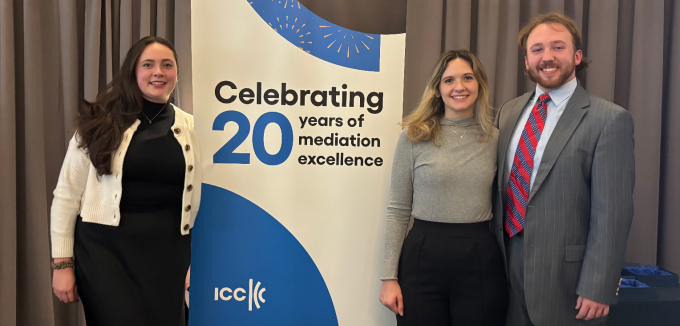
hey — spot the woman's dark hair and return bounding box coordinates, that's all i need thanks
[76,36,179,176]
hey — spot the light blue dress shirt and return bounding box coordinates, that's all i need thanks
[505,77,578,190]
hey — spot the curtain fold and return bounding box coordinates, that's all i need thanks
[0,1,191,325]
[0,0,18,324]
[625,0,664,267]
[659,0,680,275]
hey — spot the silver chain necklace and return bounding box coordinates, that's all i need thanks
[141,102,168,124]
[446,125,470,138]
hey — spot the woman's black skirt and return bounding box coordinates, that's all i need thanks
[74,206,191,326]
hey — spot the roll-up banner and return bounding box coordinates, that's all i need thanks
[191,1,405,324]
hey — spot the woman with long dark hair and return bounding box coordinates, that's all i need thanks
[50,36,200,325]
[379,50,507,325]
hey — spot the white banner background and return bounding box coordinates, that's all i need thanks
[191,1,405,324]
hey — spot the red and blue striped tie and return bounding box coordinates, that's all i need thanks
[505,94,551,237]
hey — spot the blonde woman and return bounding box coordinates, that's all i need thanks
[379,50,507,325]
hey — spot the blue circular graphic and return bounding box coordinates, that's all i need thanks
[190,184,339,325]
[248,0,381,71]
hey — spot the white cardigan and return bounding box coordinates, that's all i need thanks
[51,104,202,258]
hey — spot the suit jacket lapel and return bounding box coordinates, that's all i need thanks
[528,85,590,202]
[498,91,534,193]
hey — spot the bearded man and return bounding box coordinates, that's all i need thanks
[492,12,635,326]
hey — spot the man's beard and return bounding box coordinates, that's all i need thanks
[527,60,575,90]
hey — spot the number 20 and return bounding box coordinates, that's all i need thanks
[212,111,293,165]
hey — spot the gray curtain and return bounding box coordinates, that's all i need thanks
[403,0,680,274]
[0,0,192,325]
[3,0,679,325]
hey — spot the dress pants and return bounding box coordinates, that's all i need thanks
[505,231,535,326]
[397,219,508,326]
[504,232,604,326]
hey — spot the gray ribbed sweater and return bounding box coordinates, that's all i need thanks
[381,115,499,280]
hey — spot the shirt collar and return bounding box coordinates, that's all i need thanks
[534,77,578,107]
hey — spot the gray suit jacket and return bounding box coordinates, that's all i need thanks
[492,84,635,326]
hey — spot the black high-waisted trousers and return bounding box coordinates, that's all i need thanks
[396,218,508,326]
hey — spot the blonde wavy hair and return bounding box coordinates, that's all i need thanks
[402,50,494,145]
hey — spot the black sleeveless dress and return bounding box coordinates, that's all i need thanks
[74,99,191,326]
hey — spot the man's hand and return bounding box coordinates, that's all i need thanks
[379,280,404,316]
[575,296,609,320]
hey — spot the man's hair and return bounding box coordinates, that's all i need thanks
[518,12,589,80]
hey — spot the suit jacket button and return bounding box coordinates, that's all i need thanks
[185,144,190,151]
[185,205,192,212]
[188,164,194,172]
[187,184,193,191]
[174,127,181,135]
[183,224,190,231]
[498,225,503,231]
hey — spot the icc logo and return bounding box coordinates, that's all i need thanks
[214,279,266,311]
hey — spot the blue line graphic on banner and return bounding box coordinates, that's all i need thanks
[248,0,381,71]
[190,184,339,325]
